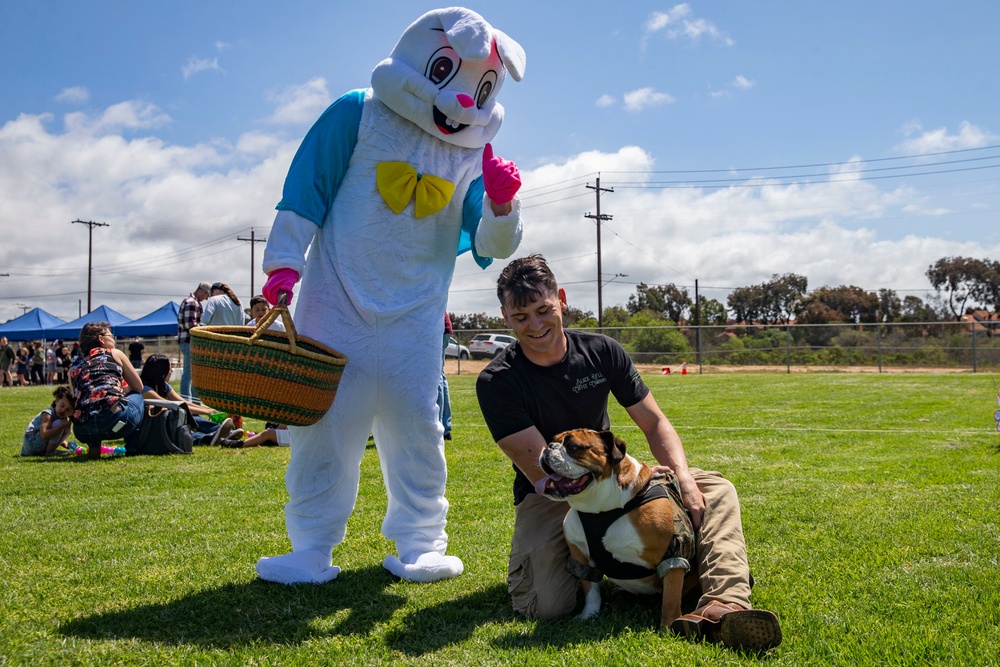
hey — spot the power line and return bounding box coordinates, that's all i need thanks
[602,143,1000,176]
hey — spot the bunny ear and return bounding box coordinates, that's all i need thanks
[493,29,526,82]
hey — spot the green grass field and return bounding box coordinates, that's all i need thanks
[2,373,998,666]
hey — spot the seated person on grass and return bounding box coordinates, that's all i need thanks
[138,353,243,446]
[22,385,75,456]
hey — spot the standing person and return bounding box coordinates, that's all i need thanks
[31,342,45,385]
[178,282,210,401]
[128,337,145,369]
[475,255,782,651]
[437,313,453,440]
[44,342,59,385]
[57,346,71,384]
[0,336,15,387]
[202,283,243,326]
[16,345,32,387]
[69,322,144,451]
[254,7,525,585]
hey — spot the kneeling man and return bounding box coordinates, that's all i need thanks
[475,254,781,651]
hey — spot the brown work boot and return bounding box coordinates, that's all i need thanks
[670,600,782,651]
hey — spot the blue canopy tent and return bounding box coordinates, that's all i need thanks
[115,302,180,337]
[48,305,133,340]
[0,308,67,341]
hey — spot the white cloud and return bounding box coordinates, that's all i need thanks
[0,102,996,323]
[895,120,997,155]
[266,78,332,125]
[55,86,89,104]
[595,94,617,108]
[643,4,734,47]
[182,56,224,80]
[63,100,172,134]
[711,75,755,99]
[623,87,675,112]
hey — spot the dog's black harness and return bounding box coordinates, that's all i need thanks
[567,474,696,582]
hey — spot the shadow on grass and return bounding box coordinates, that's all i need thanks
[385,583,673,657]
[57,567,673,655]
[59,565,407,648]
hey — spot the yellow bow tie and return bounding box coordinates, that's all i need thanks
[376,162,456,218]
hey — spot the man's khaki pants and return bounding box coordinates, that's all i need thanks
[506,468,754,619]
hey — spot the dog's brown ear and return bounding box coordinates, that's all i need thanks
[599,430,626,464]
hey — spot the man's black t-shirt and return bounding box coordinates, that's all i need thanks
[476,329,648,504]
[128,341,144,362]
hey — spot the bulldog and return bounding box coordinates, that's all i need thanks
[536,428,696,630]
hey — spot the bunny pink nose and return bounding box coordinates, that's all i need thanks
[456,93,475,109]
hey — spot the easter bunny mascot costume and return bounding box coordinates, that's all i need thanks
[256,8,526,585]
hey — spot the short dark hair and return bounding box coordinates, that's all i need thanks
[250,294,268,310]
[79,321,110,354]
[496,254,559,309]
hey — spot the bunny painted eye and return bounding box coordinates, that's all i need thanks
[476,71,498,108]
[425,47,460,87]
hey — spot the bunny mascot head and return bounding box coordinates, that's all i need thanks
[254,8,525,585]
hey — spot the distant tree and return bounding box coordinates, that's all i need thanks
[693,298,728,326]
[626,283,692,323]
[926,256,985,321]
[969,259,1000,318]
[617,309,690,363]
[727,284,765,324]
[899,295,936,322]
[797,285,879,324]
[967,258,1000,335]
[449,312,506,332]
[762,273,808,324]
[563,305,593,327]
[877,288,902,322]
[601,306,630,327]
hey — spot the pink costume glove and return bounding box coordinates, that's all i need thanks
[481,143,521,205]
[263,268,300,306]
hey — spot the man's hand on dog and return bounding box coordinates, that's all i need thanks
[651,465,705,530]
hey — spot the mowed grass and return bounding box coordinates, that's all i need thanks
[1,373,998,666]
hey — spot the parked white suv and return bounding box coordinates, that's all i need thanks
[444,336,469,359]
[469,333,516,360]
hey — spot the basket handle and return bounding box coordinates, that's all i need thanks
[249,291,300,354]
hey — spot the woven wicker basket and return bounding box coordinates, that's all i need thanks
[190,304,348,426]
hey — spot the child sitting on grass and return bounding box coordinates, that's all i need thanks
[22,386,75,456]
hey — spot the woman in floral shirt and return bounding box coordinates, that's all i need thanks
[69,322,144,449]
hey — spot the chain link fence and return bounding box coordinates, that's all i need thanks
[454,321,1000,373]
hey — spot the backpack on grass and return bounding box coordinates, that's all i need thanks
[127,400,194,456]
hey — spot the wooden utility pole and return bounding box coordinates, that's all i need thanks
[71,219,109,313]
[237,228,268,299]
[585,176,613,328]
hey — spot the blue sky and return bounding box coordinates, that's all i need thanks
[1,1,998,323]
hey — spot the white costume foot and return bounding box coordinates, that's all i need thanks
[256,549,341,584]
[382,551,464,583]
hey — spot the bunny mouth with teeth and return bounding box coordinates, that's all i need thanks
[433,106,468,135]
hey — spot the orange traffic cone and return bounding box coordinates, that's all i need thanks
[662,367,670,375]
[681,362,687,375]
